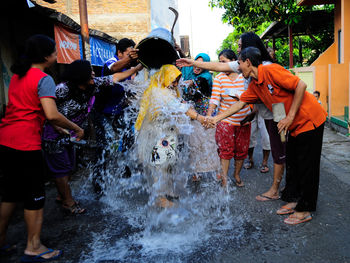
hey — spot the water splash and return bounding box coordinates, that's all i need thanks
[77,69,260,262]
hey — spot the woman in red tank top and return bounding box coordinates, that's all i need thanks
[0,35,83,262]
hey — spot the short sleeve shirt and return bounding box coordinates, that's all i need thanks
[240,63,327,136]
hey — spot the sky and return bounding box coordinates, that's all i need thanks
[178,0,233,60]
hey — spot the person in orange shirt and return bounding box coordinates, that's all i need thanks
[208,47,327,225]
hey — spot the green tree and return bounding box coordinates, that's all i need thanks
[211,0,334,67]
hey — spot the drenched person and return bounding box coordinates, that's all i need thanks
[42,60,142,214]
[208,47,327,225]
[91,38,139,191]
[135,65,209,208]
[0,35,83,262]
[181,53,213,104]
[180,53,221,182]
[206,49,251,187]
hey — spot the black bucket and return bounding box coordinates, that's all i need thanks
[136,28,179,70]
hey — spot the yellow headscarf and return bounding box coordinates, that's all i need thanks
[135,64,182,131]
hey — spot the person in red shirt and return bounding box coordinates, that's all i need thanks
[209,47,327,225]
[0,35,83,261]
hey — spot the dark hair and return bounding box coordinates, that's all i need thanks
[240,32,272,62]
[61,60,92,87]
[313,90,320,96]
[218,49,237,61]
[116,38,136,53]
[11,34,56,77]
[239,47,262,67]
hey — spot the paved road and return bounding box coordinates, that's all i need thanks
[2,126,350,263]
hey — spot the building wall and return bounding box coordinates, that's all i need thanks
[343,0,350,63]
[310,0,350,129]
[329,63,349,117]
[314,65,329,112]
[34,0,152,43]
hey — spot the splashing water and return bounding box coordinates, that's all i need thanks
[76,69,261,262]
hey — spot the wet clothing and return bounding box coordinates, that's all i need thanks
[215,122,251,160]
[0,68,56,151]
[42,76,114,177]
[181,53,213,89]
[136,65,190,199]
[0,145,46,209]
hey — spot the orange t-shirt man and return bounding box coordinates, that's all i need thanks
[240,63,327,137]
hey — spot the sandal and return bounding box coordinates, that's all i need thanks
[276,205,295,215]
[235,179,244,187]
[260,165,269,173]
[244,160,254,169]
[62,202,86,214]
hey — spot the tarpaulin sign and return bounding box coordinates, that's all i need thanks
[90,37,116,66]
[54,25,82,64]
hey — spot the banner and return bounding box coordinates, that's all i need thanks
[54,25,82,64]
[90,37,116,67]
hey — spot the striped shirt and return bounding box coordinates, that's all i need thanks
[210,73,251,126]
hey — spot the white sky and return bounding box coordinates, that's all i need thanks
[178,0,233,61]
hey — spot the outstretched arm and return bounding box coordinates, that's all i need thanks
[209,101,247,125]
[112,63,143,83]
[176,58,233,72]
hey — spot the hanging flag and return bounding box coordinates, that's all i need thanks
[54,25,82,64]
[90,37,116,67]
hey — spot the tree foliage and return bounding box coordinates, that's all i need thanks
[210,0,334,67]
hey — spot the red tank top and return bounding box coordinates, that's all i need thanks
[0,68,48,150]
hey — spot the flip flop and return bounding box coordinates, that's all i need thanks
[256,194,279,202]
[0,244,17,256]
[260,165,269,173]
[235,180,244,187]
[21,248,62,262]
[276,205,295,215]
[244,160,254,169]
[284,215,312,225]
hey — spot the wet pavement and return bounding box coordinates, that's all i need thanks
[2,126,350,263]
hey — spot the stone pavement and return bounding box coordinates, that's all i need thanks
[1,126,350,263]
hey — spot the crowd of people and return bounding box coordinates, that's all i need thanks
[0,29,326,262]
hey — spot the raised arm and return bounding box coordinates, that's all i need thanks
[109,48,139,73]
[176,58,233,72]
[40,97,84,140]
[112,63,143,83]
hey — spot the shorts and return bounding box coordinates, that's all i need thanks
[215,122,251,160]
[264,119,286,164]
[0,145,45,210]
[43,145,75,178]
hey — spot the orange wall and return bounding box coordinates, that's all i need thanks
[344,0,350,62]
[314,65,329,112]
[330,63,349,116]
[312,43,337,66]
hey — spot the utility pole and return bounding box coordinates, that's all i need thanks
[78,0,91,61]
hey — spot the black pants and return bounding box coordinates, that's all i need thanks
[281,123,325,212]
